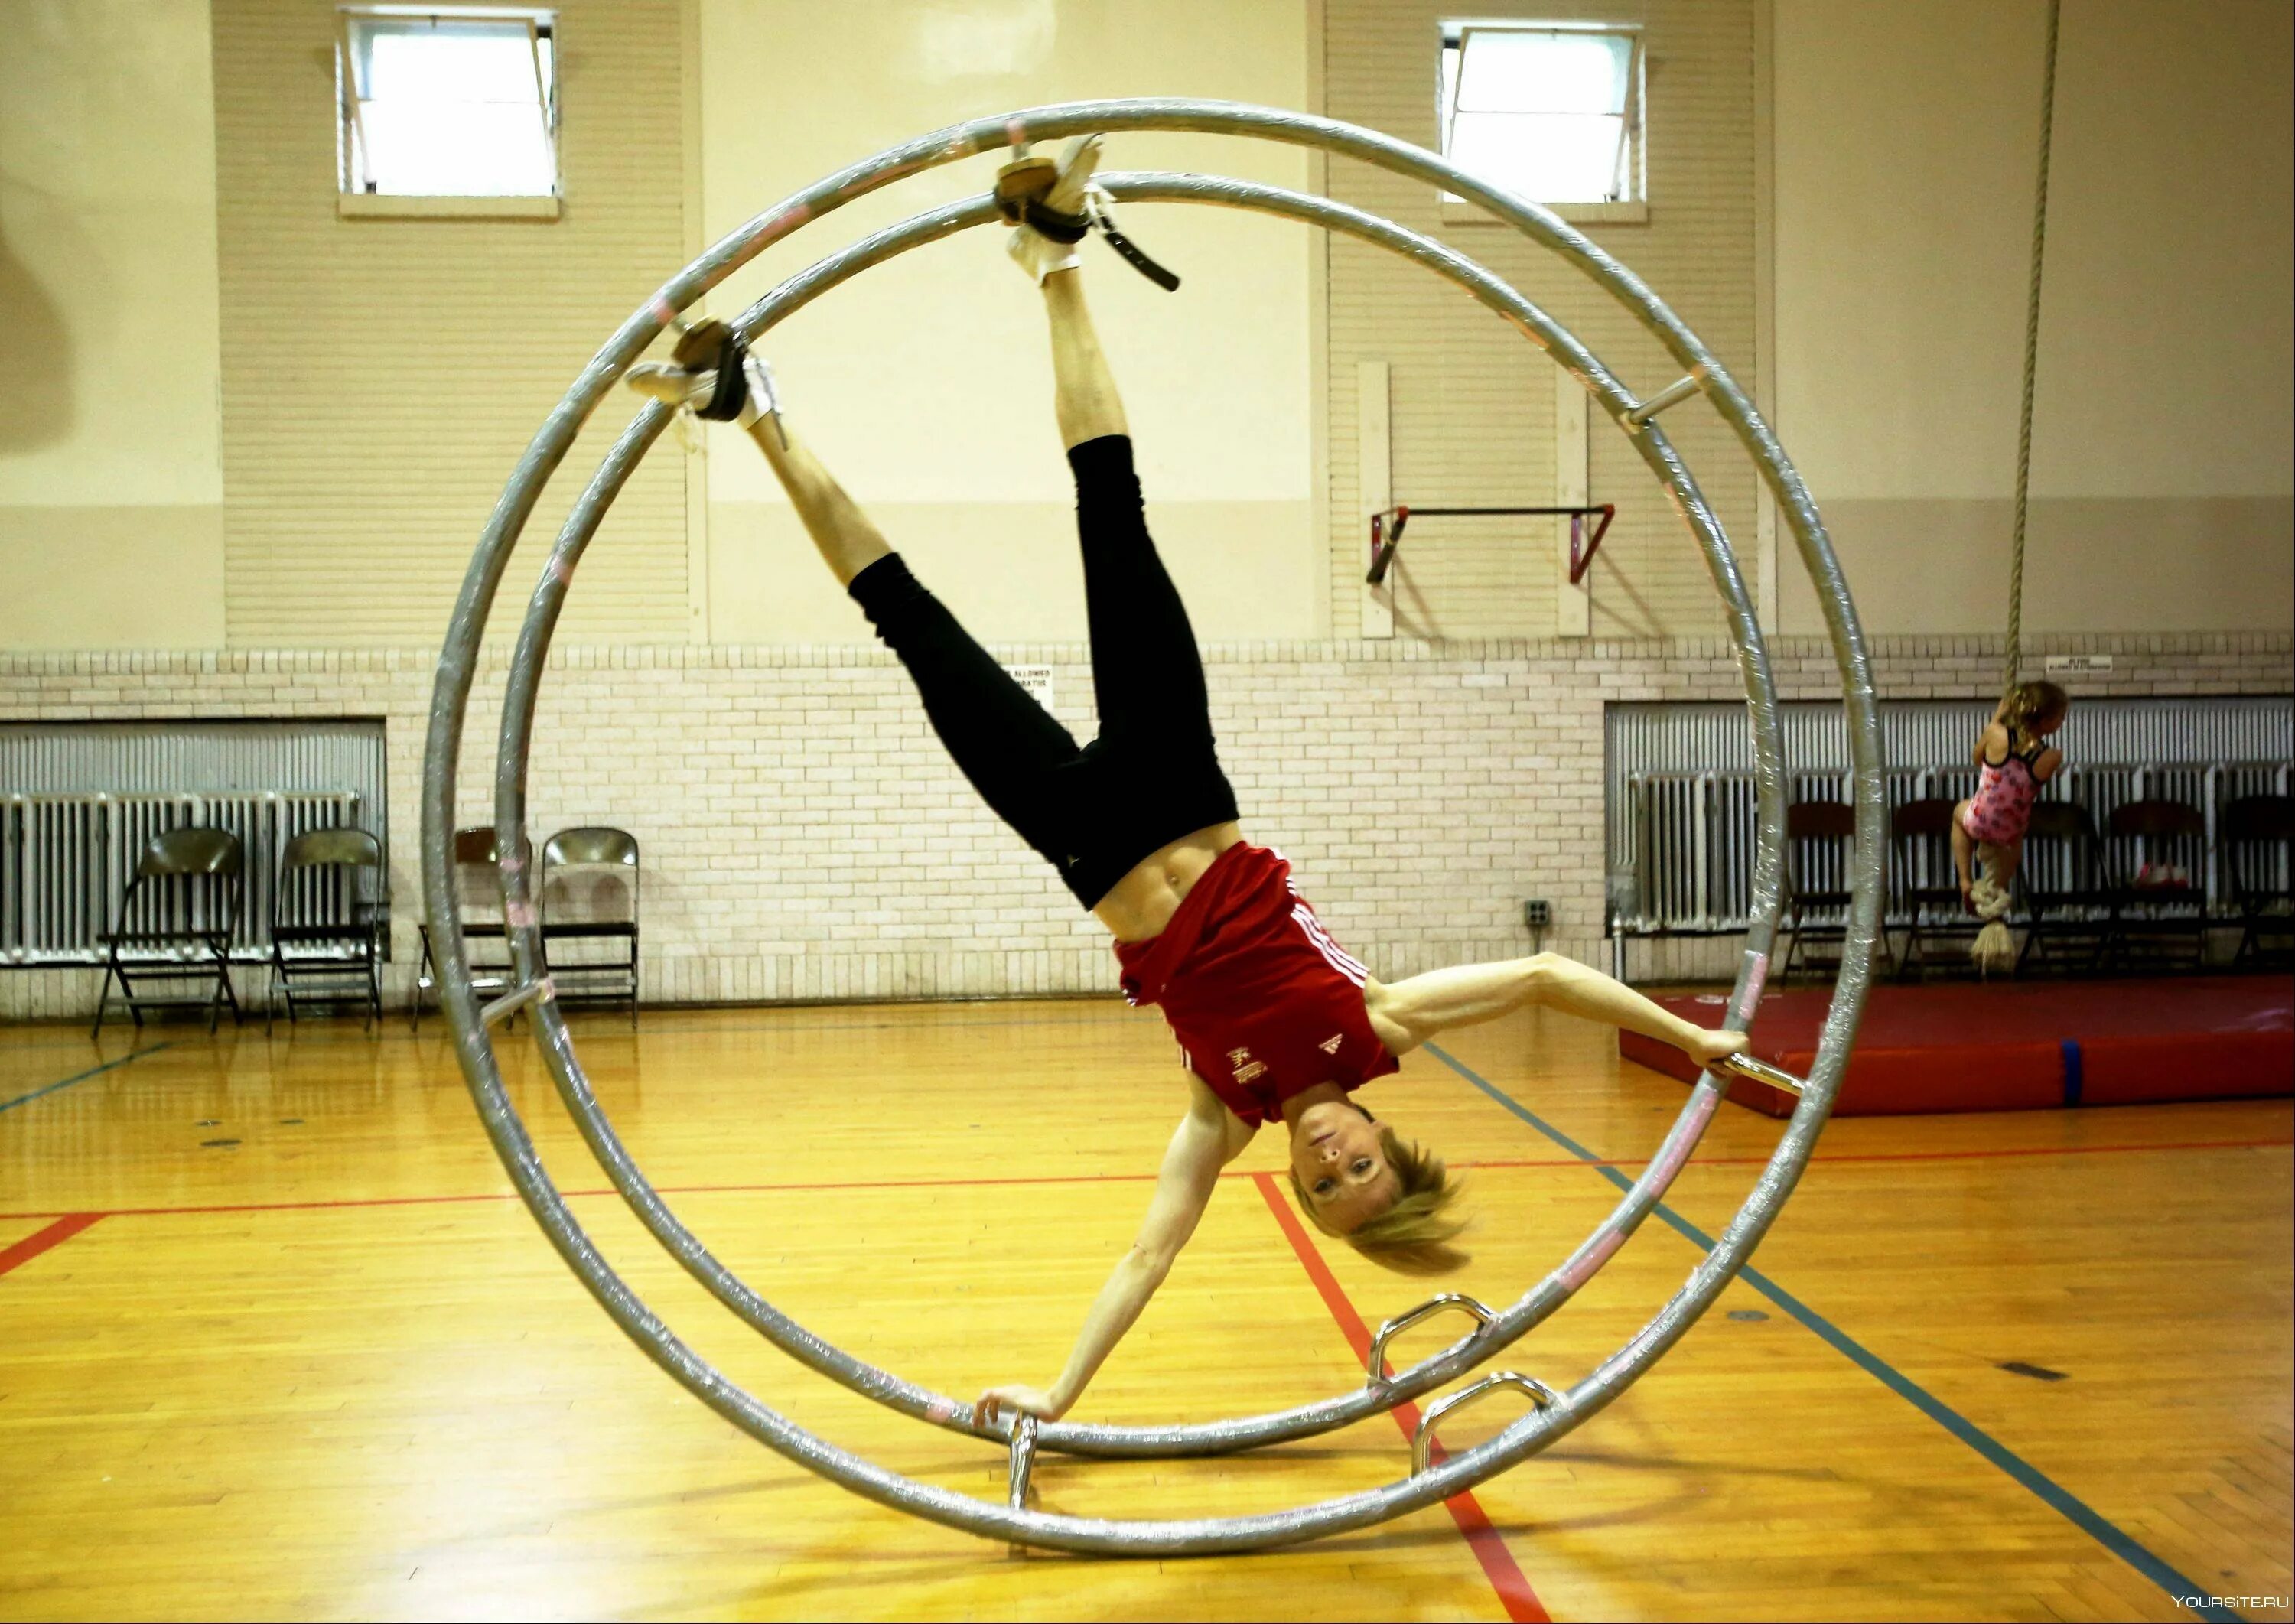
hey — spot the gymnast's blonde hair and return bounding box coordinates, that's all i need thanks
[1290,1127,1470,1276]
[2000,680,2069,747]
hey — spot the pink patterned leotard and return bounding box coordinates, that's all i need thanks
[1960,740,2050,845]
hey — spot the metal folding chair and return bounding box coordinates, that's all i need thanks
[1781,801,1890,978]
[412,826,519,1030]
[268,827,386,1030]
[92,826,244,1037]
[540,826,641,1024]
[2017,802,2113,974]
[1890,797,1978,978]
[2222,794,2295,969]
[2103,799,2211,971]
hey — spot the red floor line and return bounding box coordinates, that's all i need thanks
[1249,1171,1548,1624]
[2,1135,2287,1225]
[0,1213,104,1277]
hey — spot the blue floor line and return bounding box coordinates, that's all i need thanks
[0,1044,171,1116]
[1424,1040,2240,1623]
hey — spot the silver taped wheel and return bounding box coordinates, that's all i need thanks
[425,98,1884,1554]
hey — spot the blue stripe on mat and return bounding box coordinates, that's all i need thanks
[2062,1038,2085,1108]
[0,1044,171,1116]
[1424,1040,2241,1623]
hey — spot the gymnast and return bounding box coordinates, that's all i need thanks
[630,137,1747,1425]
[1952,680,2069,910]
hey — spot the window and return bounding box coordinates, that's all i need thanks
[337,8,558,201]
[1438,21,1643,209]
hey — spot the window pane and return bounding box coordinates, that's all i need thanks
[360,101,552,194]
[1454,28,1628,116]
[345,13,555,196]
[1450,112,1626,203]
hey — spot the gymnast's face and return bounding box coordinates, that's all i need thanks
[1290,1100,1399,1232]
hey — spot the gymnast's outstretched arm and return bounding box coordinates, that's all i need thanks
[976,1072,1252,1425]
[1362,952,1749,1065]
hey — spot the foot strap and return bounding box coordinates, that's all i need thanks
[1089,202,1182,292]
[1008,187,1182,292]
[673,320,748,421]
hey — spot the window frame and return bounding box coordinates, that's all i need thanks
[334,4,563,220]
[1435,18,1649,227]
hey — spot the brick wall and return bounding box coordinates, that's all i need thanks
[6,629,2285,1019]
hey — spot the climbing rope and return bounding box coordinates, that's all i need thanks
[2004,0,2062,693]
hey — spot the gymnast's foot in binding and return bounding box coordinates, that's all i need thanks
[999,134,1181,291]
[627,319,785,442]
[632,141,1745,1430]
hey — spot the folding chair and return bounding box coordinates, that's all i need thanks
[2222,794,2295,969]
[1780,801,1890,978]
[541,826,641,1024]
[2104,799,2211,971]
[2017,802,2114,974]
[92,826,244,1037]
[1890,798,1978,978]
[268,828,386,1030]
[412,826,520,1030]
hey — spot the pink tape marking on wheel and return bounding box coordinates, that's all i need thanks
[1645,1092,1718,1186]
[747,203,811,250]
[1557,1228,1626,1291]
[1734,951,1769,1024]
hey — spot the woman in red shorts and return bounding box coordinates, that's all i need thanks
[631,137,1746,1425]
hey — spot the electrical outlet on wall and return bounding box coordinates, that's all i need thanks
[1523,899,1551,929]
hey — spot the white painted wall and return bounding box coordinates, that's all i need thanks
[0,0,228,646]
[1772,0,2293,636]
[692,0,1321,643]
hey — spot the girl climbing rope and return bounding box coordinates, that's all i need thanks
[1952,681,2070,913]
[627,135,1749,1424]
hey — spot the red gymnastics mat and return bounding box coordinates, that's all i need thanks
[1620,976,2295,1118]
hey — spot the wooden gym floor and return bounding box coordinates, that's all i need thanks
[2,994,2289,1622]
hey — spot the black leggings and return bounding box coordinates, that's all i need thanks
[848,435,1238,910]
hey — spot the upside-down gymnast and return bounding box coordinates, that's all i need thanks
[630,136,1748,1426]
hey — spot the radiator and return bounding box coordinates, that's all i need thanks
[1608,697,2295,936]
[3,792,364,965]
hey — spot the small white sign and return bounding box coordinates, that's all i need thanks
[2044,654,2114,677]
[1004,663,1056,713]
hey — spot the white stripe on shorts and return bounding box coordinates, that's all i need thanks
[1293,903,1368,985]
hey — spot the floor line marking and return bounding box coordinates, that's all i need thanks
[0,1213,105,1278]
[1,1135,2285,1223]
[1250,1171,1548,1624]
[0,1044,171,1115]
[1424,1040,2243,1624]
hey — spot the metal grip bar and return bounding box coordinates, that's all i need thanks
[1364,1293,1496,1384]
[1625,365,1709,428]
[480,975,553,1026]
[1712,1051,1808,1097]
[1008,1414,1040,1509]
[1411,1373,1562,1476]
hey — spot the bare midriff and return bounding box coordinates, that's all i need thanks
[1092,821,1245,944]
